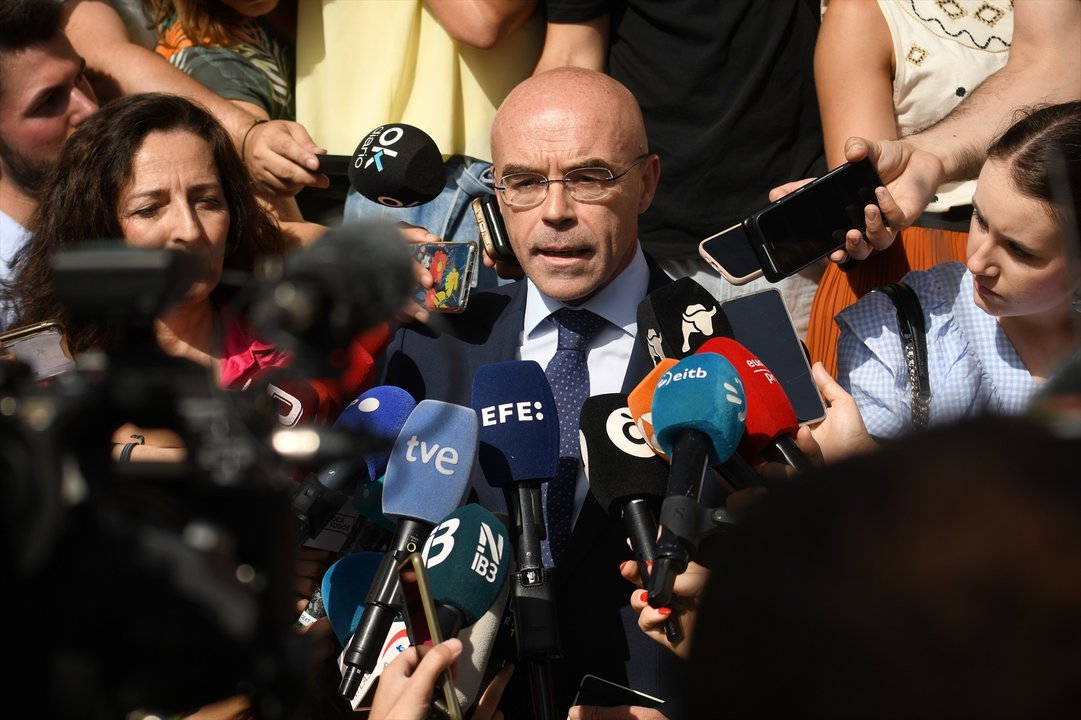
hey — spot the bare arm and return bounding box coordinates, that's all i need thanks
[908,0,1081,182]
[426,0,539,49]
[64,0,327,196]
[814,0,898,170]
[533,15,609,74]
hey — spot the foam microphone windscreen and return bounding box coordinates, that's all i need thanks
[382,400,477,523]
[697,338,799,463]
[348,123,445,207]
[580,394,668,514]
[636,277,732,365]
[626,358,679,458]
[470,361,560,487]
[322,551,383,646]
[335,385,417,485]
[354,476,394,531]
[423,504,511,628]
[652,353,747,466]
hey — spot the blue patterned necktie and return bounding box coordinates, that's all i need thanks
[542,307,607,567]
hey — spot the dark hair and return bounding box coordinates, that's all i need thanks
[142,0,256,48]
[0,0,64,96]
[687,416,1081,719]
[6,92,284,353]
[988,101,1081,233]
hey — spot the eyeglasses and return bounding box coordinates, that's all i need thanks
[495,154,650,208]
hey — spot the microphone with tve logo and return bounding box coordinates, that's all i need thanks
[650,353,746,607]
[338,399,476,700]
[319,123,445,207]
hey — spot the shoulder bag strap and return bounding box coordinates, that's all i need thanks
[874,282,931,428]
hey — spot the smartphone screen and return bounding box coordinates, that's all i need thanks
[750,158,882,280]
[573,674,665,710]
[411,241,477,313]
[720,289,826,424]
[0,321,76,381]
[397,553,463,720]
[698,222,764,285]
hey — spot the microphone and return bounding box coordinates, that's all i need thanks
[338,399,477,699]
[697,338,814,473]
[320,123,445,207]
[423,504,513,712]
[252,221,416,361]
[636,277,731,365]
[627,358,679,457]
[580,393,683,643]
[293,386,417,546]
[470,360,561,720]
[650,354,746,606]
[321,552,384,646]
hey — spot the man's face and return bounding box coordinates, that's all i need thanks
[491,95,658,305]
[0,34,98,196]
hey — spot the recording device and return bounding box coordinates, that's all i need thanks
[411,241,478,313]
[721,288,826,424]
[471,195,517,265]
[338,400,477,699]
[318,123,445,207]
[698,337,814,473]
[0,320,75,381]
[650,353,746,607]
[698,158,884,283]
[636,277,732,365]
[398,551,464,720]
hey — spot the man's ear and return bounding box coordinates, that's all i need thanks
[637,153,661,214]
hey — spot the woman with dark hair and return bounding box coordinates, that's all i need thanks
[836,101,1081,439]
[7,91,287,383]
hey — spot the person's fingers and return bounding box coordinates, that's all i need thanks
[397,222,442,245]
[493,259,525,280]
[767,177,814,202]
[843,136,873,164]
[812,361,847,405]
[472,662,515,720]
[829,247,850,264]
[406,638,463,691]
[569,704,669,720]
[619,559,644,587]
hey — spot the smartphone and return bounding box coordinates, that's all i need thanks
[698,221,764,285]
[398,552,463,720]
[572,674,665,710]
[720,288,826,425]
[0,320,76,381]
[411,241,478,313]
[746,158,883,282]
[471,195,517,265]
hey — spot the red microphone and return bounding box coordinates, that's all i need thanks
[697,337,813,473]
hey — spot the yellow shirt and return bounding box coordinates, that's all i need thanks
[295,1,544,159]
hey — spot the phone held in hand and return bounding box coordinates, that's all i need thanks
[572,674,665,710]
[412,241,478,314]
[0,320,76,382]
[397,551,463,720]
[471,195,517,265]
[698,158,884,284]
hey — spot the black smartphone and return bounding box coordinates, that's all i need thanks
[720,288,826,425]
[397,552,463,720]
[471,195,517,265]
[698,221,764,286]
[572,674,665,710]
[746,158,882,282]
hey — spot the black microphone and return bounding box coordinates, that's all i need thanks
[636,277,732,366]
[470,360,562,720]
[252,221,415,360]
[338,400,476,699]
[580,392,684,643]
[319,123,445,207]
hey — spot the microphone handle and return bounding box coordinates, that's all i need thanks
[622,499,683,644]
[528,657,559,720]
[764,435,815,474]
[716,452,762,491]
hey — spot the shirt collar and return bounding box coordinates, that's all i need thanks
[523,244,649,339]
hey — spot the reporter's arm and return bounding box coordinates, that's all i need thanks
[427,0,539,49]
[533,15,609,74]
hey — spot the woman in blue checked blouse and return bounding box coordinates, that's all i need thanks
[836,101,1081,440]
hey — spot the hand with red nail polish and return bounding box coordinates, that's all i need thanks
[626,561,709,660]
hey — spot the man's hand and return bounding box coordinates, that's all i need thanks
[244,120,331,196]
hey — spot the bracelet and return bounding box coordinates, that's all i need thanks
[118,433,145,464]
[240,118,268,161]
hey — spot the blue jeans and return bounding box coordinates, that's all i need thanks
[343,155,506,290]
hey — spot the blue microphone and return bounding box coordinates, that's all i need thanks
[322,552,383,646]
[650,353,746,605]
[339,399,477,699]
[470,360,561,720]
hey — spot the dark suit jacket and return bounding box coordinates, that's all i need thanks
[381,258,686,718]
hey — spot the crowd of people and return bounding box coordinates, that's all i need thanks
[2,1,1080,719]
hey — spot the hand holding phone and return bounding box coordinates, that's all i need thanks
[0,320,76,381]
[471,195,518,265]
[411,241,478,314]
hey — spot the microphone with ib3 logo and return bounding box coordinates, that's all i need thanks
[338,399,476,700]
